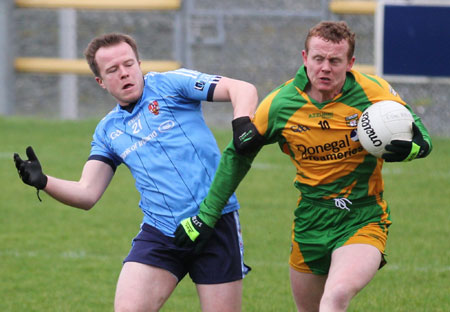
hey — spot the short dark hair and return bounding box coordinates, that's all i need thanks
[84,33,140,77]
[305,21,356,60]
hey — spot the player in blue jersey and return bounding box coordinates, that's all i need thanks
[13,33,260,312]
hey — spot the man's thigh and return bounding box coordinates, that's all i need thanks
[197,280,243,312]
[290,267,327,312]
[326,244,381,294]
[114,262,178,312]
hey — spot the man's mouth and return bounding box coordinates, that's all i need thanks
[123,83,134,90]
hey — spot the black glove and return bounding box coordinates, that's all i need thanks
[382,123,430,162]
[174,215,214,255]
[232,116,265,155]
[14,146,48,190]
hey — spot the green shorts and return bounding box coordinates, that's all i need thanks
[289,195,391,275]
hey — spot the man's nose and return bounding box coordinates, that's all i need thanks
[321,60,331,71]
[119,66,129,78]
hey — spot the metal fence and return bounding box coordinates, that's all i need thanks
[2,0,449,136]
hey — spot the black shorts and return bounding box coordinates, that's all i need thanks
[123,211,250,284]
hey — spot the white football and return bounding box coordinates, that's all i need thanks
[357,101,414,158]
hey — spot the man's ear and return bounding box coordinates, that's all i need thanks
[95,77,106,89]
[301,50,307,66]
[347,56,356,71]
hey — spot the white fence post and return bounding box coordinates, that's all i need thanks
[0,0,15,115]
[59,8,78,119]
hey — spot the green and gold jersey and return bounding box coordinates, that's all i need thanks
[253,65,430,200]
[200,66,432,220]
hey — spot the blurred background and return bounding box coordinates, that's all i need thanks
[2,0,449,135]
[1,2,449,310]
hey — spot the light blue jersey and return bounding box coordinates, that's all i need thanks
[89,68,239,236]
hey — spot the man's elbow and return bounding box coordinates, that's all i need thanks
[80,202,95,211]
[239,81,258,98]
[77,194,101,211]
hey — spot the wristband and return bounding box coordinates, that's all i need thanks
[180,218,200,242]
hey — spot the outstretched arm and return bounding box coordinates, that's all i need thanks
[44,160,114,209]
[14,146,114,210]
[174,141,260,254]
[198,142,259,223]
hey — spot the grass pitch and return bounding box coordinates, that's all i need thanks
[1,117,449,311]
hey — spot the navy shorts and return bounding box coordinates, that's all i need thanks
[123,211,250,284]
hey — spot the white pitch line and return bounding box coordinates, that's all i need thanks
[0,152,14,159]
[252,162,281,170]
[2,249,449,273]
[382,167,405,175]
[0,249,119,261]
[384,264,450,273]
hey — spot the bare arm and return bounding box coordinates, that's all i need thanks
[44,160,114,210]
[212,76,259,118]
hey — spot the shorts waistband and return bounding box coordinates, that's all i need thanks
[300,194,383,210]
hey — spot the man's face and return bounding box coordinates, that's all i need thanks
[95,42,144,106]
[302,36,355,101]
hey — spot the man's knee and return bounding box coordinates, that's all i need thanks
[114,293,165,312]
[114,262,177,312]
[320,281,358,311]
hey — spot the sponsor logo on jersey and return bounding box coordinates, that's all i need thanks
[194,80,206,91]
[158,120,175,132]
[309,112,333,119]
[295,134,364,161]
[120,130,158,160]
[119,120,176,160]
[148,100,160,115]
[290,124,310,134]
[110,129,124,140]
[345,113,358,127]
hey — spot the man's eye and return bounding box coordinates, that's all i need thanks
[331,59,341,64]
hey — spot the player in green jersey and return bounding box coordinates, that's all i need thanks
[174,21,432,311]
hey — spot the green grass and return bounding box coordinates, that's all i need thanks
[1,117,449,311]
